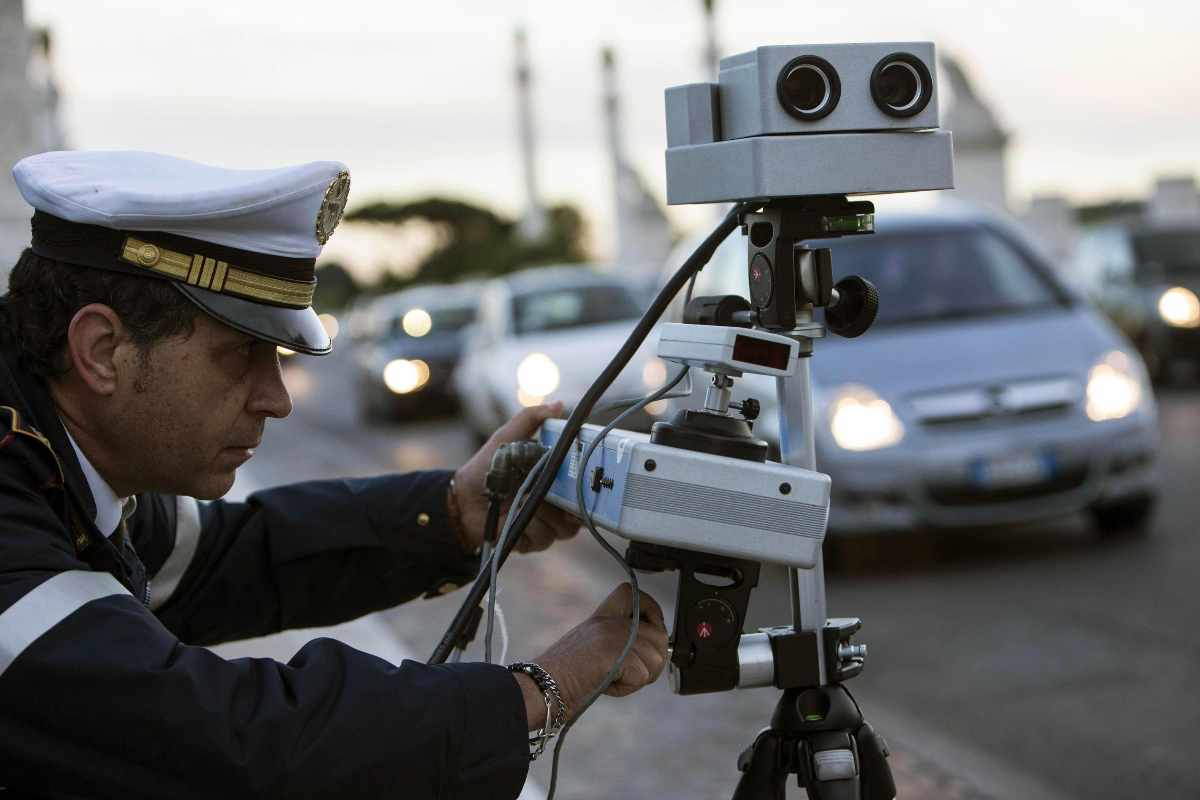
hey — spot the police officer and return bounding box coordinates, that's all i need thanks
[0,151,668,798]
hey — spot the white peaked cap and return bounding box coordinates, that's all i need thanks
[13,150,350,259]
[10,150,352,355]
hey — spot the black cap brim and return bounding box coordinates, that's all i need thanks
[173,283,332,355]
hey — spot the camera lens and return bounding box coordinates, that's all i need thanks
[870,53,932,118]
[776,56,840,121]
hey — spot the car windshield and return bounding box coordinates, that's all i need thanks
[512,283,642,335]
[816,228,1063,326]
[388,304,476,337]
[1132,230,1200,279]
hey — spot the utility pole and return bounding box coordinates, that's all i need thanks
[513,26,547,242]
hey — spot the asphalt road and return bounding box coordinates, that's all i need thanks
[225,346,1199,799]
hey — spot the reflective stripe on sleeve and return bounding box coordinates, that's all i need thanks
[149,496,203,611]
[0,570,130,679]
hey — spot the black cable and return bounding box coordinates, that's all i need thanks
[428,202,747,666]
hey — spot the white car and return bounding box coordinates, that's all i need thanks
[454,265,668,441]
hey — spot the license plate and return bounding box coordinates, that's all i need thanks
[969,450,1055,489]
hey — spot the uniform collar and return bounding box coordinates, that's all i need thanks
[61,424,128,538]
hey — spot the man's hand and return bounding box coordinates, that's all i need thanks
[451,402,580,554]
[513,584,669,730]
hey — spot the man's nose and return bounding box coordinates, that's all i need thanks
[247,347,293,419]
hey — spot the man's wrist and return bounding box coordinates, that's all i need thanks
[445,474,476,554]
[512,671,548,732]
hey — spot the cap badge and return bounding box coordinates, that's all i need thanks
[315,171,351,245]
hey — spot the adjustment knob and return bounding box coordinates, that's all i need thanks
[731,398,760,421]
[825,275,879,338]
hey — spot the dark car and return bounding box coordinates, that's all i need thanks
[1071,223,1200,382]
[354,283,479,422]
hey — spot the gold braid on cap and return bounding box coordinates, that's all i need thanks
[119,237,315,308]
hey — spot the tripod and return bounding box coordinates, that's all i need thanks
[659,198,897,799]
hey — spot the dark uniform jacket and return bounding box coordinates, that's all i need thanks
[0,319,529,799]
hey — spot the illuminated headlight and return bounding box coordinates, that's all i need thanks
[829,385,904,452]
[1086,351,1143,422]
[517,353,560,397]
[402,309,433,337]
[1158,287,1200,328]
[383,359,430,394]
[642,358,668,388]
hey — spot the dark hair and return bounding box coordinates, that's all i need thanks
[3,249,198,377]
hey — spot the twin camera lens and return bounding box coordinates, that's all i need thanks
[869,53,932,117]
[777,52,932,121]
[776,56,840,121]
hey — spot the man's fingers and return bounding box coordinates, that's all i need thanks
[632,637,668,682]
[491,402,564,445]
[606,657,651,697]
[542,506,580,538]
[595,584,665,627]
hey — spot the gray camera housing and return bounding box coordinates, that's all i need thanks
[665,42,955,204]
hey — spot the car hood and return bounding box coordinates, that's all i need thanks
[813,306,1120,397]
[498,320,657,399]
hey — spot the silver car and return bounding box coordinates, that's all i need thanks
[664,203,1160,536]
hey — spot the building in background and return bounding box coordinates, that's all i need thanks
[0,0,65,286]
[0,0,64,287]
[941,55,1009,215]
[1147,175,1200,226]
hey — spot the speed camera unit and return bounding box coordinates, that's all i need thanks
[665,42,954,203]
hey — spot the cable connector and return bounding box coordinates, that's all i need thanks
[485,441,548,501]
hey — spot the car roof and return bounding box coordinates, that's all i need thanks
[494,263,625,294]
[376,281,482,311]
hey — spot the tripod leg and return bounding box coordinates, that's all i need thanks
[732,730,790,800]
[854,722,895,800]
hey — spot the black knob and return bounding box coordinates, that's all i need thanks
[732,398,760,421]
[825,275,879,338]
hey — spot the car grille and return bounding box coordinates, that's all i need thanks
[927,463,1090,506]
[909,376,1080,429]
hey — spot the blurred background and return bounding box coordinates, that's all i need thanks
[3,0,1198,797]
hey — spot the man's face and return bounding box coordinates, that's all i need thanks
[108,313,293,499]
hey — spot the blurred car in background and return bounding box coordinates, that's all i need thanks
[661,203,1160,536]
[1069,222,1200,383]
[454,265,667,441]
[354,283,479,422]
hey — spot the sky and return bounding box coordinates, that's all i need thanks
[21,0,1200,277]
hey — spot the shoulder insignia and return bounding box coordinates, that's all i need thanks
[0,406,90,554]
[0,405,66,491]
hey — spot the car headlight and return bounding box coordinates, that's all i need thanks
[1158,286,1200,328]
[517,353,560,399]
[383,359,430,394]
[642,358,669,388]
[829,385,904,451]
[1086,351,1142,422]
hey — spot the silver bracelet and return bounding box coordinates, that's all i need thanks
[508,661,567,761]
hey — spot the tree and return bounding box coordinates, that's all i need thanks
[346,196,587,290]
[312,260,360,311]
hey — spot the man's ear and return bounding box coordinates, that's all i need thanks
[65,304,127,396]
